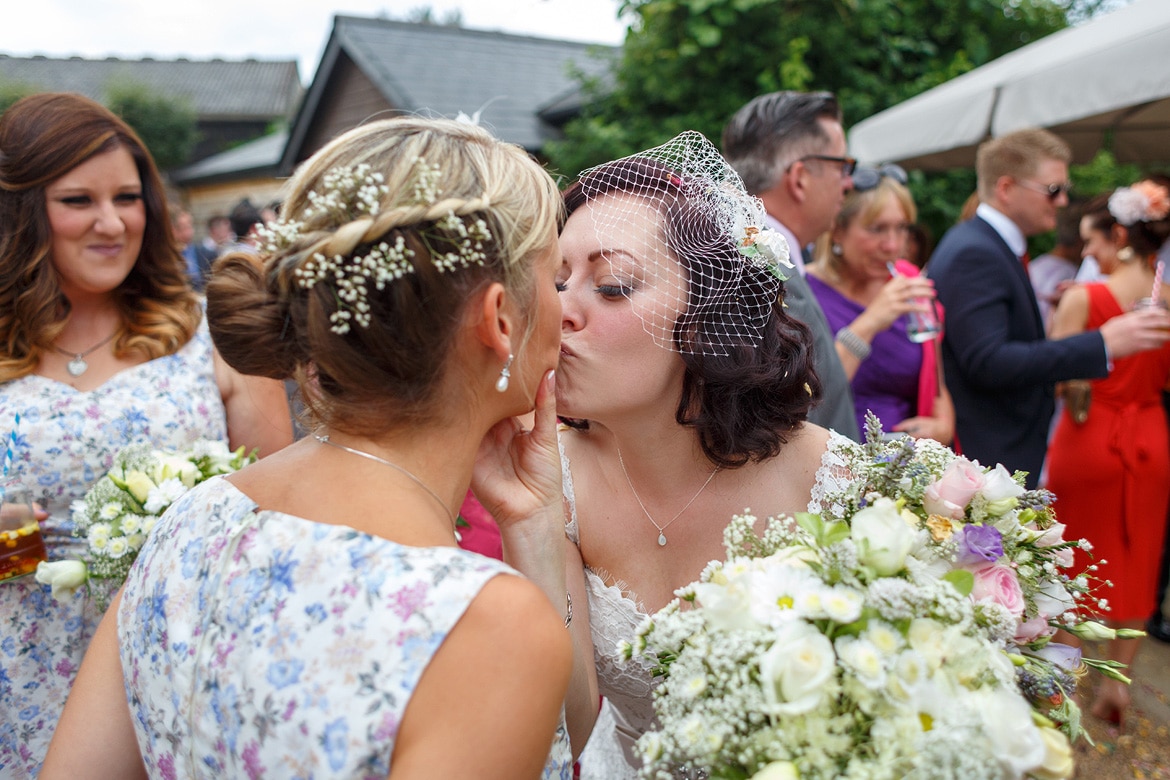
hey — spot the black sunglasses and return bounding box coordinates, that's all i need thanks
[851,163,908,192]
[795,154,858,177]
[1017,179,1073,201]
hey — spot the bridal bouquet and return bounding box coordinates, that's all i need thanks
[625,417,1137,780]
[35,439,256,607]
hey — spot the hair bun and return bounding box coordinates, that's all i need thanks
[206,251,299,380]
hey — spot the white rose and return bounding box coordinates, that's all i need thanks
[758,621,836,715]
[35,559,89,599]
[751,761,799,780]
[1032,726,1074,780]
[122,470,156,504]
[972,689,1047,778]
[851,497,916,576]
[979,464,1025,515]
[153,454,200,488]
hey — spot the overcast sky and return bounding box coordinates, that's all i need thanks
[1,0,629,83]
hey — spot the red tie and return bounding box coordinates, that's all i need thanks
[1021,251,1031,274]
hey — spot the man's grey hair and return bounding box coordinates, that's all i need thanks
[722,91,842,195]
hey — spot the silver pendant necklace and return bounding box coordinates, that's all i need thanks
[53,331,120,377]
[616,447,719,546]
[315,435,457,537]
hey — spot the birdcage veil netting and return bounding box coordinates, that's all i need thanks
[571,130,791,357]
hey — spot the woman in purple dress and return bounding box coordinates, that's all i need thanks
[806,166,954,443]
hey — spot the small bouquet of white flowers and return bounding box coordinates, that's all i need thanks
[35,439,255,607]
[625,416,1139,780]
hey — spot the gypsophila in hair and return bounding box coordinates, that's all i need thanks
[1108,180,1170,227]
[259,157,494,334]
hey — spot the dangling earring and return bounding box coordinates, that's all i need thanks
[495,354,513,393]
[1117,246,1136,263]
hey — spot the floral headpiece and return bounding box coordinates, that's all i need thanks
[1107,180,1170,226]
[260,158,494,335]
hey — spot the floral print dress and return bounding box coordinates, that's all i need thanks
[119,477,573,779]
[0,321,227,779]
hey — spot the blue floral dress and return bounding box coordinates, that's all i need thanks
[0,321,227,779]
[119,477,573,779]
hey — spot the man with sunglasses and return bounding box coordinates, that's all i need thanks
[723,90,861,441]
[929,128,1170,488]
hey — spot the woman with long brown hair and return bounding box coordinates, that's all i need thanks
[0,93,291,777]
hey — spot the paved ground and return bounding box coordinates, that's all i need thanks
[1072,635,1170,779]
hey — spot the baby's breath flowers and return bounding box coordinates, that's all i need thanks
[35,440,256,610]
[259,158,496,335]
[628,414,1135,780]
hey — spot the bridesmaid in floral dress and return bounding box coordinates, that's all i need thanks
[43,117,573,779]
[0,93,292,778]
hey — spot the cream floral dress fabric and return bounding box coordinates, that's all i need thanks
[118,477,573,779]
[0,321,226,779]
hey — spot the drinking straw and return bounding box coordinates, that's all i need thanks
[1152,260,1164,303]
[1,413,17,503]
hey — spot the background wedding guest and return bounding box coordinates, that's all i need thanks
[722,90,860,441]
[0,92,292,778]
[474,134,856,779]
[171,206,217,291]
[43,117,572,780]
[1030,202,1085,333]
[204,213,233,254]
[929,128,1169,488]
[223,197,264,254]
[1045,179,1170,729]
[806,165,954,443]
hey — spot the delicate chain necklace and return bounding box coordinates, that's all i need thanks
[53,331,119,377]
[616,447,719,547]
[315,435,457,536]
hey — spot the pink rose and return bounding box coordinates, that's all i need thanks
[1013,614,1054,644]
[971,563,1026,617]
[923,459,985,519]
[1033,523,1074,568]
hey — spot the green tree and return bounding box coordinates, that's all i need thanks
[544,0,1085,237]
[0,81,37,116]
[104,80,198,171]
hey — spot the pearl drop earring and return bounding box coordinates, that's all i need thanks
[495,354,513,393]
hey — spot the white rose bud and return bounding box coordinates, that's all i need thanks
[851,497,916,576]
[35,559,89,599]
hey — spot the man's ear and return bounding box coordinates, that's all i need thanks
[475,281,514,360]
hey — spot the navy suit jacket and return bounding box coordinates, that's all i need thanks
[929,216,1108,487]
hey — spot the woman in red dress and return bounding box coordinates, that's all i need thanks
[1046,181,1170,727]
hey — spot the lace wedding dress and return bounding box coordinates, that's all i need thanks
[563,431,855,779]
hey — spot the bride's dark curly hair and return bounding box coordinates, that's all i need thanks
[561,156,821,468]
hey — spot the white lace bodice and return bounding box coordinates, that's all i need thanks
[562,431,855,778]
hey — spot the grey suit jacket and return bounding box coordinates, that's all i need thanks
[785,270,860,441]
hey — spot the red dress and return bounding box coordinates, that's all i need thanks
[1046,284,1170,621]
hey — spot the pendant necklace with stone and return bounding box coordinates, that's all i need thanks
[53,331,120,377]
[616,447,720,547]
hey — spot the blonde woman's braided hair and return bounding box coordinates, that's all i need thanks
[207,116,561,434]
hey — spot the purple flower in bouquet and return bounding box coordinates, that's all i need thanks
[956,524,1003,566]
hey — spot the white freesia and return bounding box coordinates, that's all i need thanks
[851,497,916,575]
[34,560,89,599]
[758,620,836,715]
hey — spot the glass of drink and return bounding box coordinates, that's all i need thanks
[1133,296,1169,316]
[0,482,47,582]
[906,297,942,342]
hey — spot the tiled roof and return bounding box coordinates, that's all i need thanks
[286,16,616,163]
[172,130,289,185]
[0,55,302,119]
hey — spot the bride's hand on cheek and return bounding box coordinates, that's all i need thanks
[472,370,563,531]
